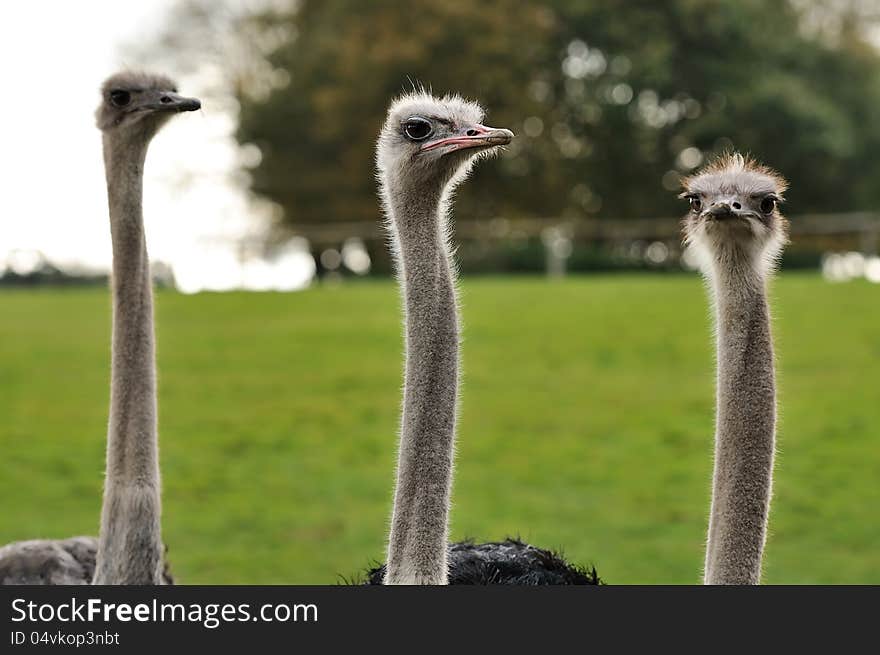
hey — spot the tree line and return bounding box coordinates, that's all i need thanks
[152,0,880,231]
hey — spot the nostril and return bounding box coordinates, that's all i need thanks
[732,202,741,210]
[160,96,173,104]
[466,129,479,136]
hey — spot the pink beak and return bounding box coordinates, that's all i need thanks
[420,124,514,153]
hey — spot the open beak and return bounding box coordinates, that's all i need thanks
[420,124,514,153]
[150,92,202,113]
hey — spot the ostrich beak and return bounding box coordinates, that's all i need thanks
[704,203,735,220]
[421,124,514,153]
[148,92,202,113]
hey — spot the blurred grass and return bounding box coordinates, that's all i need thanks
[0,274,877,584]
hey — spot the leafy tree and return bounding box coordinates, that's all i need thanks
[150,0,880,230]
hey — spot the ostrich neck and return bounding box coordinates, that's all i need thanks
[384,186,459,585]
[704,258,776,585]
[93,133,164,584]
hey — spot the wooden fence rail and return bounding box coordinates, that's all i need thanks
[285,212,880,252]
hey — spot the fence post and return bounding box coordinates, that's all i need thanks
[541,225,573,278]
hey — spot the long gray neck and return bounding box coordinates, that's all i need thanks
[93,133,165,585]
[383,185,459,585]
[703,252,776,584]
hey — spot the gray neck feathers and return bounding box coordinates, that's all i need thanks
[382,181,460,585]
[93,133,165,584]
[702,251,776,584]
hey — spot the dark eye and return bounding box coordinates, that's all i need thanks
[110,90,131,107]
[403,117,433,141]
[689,196,702,212]
[760,196,776,214]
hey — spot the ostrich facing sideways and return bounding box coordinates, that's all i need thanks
[367,91,598,585]
[92,72,200,584]
[680,152,788,585]
[0,72,198,584]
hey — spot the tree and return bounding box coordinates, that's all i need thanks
[150,0,880,229]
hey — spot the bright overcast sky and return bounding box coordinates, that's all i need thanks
[0,1,288,290]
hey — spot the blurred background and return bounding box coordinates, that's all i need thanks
[1,0,878,583]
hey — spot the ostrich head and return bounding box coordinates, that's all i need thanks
[96,71,201,139]
[376,91,513,191]
[680,152,789,274]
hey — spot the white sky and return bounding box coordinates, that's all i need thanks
[0,0,284,288]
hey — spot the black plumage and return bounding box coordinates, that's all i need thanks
[364,539,601,585]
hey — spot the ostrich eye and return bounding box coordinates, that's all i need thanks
[760,196,776,214]
[110,90,131,107]
[689,196,702,212]
[403,117,433,141]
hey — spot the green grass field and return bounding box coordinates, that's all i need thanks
[1,274,877,584]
